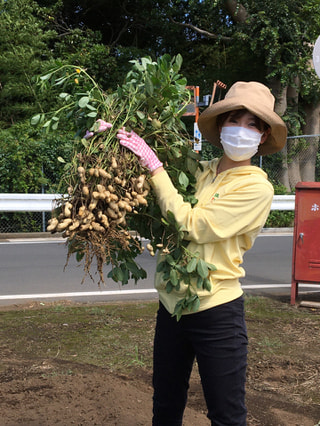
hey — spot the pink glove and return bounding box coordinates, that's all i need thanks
[83,130,94,139]
[96,119,112,132]
[117,128,163,172]
[83,119,112,139]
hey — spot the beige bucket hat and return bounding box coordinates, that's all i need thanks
[197,81,287,155]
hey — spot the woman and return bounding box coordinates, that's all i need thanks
[117,81,287,425]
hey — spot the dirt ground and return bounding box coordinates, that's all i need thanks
[0,299,320,426]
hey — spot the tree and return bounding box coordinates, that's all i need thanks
[0,0,57,126]
[0,0,127,199]
[0,0,130,128]
[2,0,320,194]
[167,0,320,190]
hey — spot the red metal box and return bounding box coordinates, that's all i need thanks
[291,182,320,304]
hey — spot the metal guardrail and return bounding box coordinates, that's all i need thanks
[271,195,295,211]
[0,194,62,212]
[0,193,295,212]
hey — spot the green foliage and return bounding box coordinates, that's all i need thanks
[316,152,320,181]
[32,54,216,318]
[0,0,57,125]
[265,183,294,228]
[0,0,133,130]
[265,210,294,228]
[49,27,122,90]
[0,124,44,193]
[200,142,222,162]
[0,122,73,193]
[156,211,216,320]
[0,212,44,233]
[32,54,198,193]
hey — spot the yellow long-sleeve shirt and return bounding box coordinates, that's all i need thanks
[150,158,274,315]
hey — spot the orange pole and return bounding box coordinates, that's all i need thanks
[195,86,200,122]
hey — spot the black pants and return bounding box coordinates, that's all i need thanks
[152,297,248,426]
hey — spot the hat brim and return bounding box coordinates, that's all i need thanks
[198,98,287,155]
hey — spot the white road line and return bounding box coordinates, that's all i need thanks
[0,289,157,300]
[0,284,319,301]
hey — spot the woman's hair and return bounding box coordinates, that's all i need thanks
[216,109,270,132]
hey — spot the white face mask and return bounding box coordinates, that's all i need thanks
[220,126,262,161]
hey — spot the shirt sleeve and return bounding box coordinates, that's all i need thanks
[150,169,273,244]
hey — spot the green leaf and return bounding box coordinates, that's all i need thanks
[172,299,184,321]
[162,270,170,281]
[30,114,41,125]
[175,264,187,274]
[81,139,89,148]
[186,294,197,311]
[170,147,182,158]
[156,261,167,273]
[126,260,141,276]
[120,264,129,284]
[176,78,187,86]
[126,261,147,282]
[197,259,209,279]
[166,281,174,293]
[166,210,176,226]
[57,156,66,163]
[164,254,176,266]
[76,251,85,262]
[161,217,169,226]
[175,54,183,70]
[86,104,96,111]
[140,268,147,280]
[207,262,217,271]
[186,257,197,273]
[136,111,145,119]
[54,76,69,86]
[59,92,70,99]
[40,72,53,81]
[78,96,90,108]
[192,296,200,312]
[196,276,203,289]
[186,157,198,175]
[169,269,179,286]
[145,75,154,96]
[87,111,97,117]
[178,171,189,188]
[203,278,212,292]
[113,267,124,282]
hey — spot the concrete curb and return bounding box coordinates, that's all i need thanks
[0,232,64,240]
[261,227,293,234]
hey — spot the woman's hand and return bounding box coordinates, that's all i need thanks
[117,128,163,172]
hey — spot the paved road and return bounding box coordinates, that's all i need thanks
[0,232,319,305]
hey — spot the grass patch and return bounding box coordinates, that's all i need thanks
[1,296,320,423]
[1,296,320,401]
[0,301,158,373]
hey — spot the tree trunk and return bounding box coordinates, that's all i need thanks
[287,79,301,190]
[300,102,320,181]
[268,79,291,190]
[224,1,248,23]
[268,79,287,116]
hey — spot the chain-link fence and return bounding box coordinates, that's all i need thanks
[0,165,57,233]
[0,136,319,233]
[0,211,52,233]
